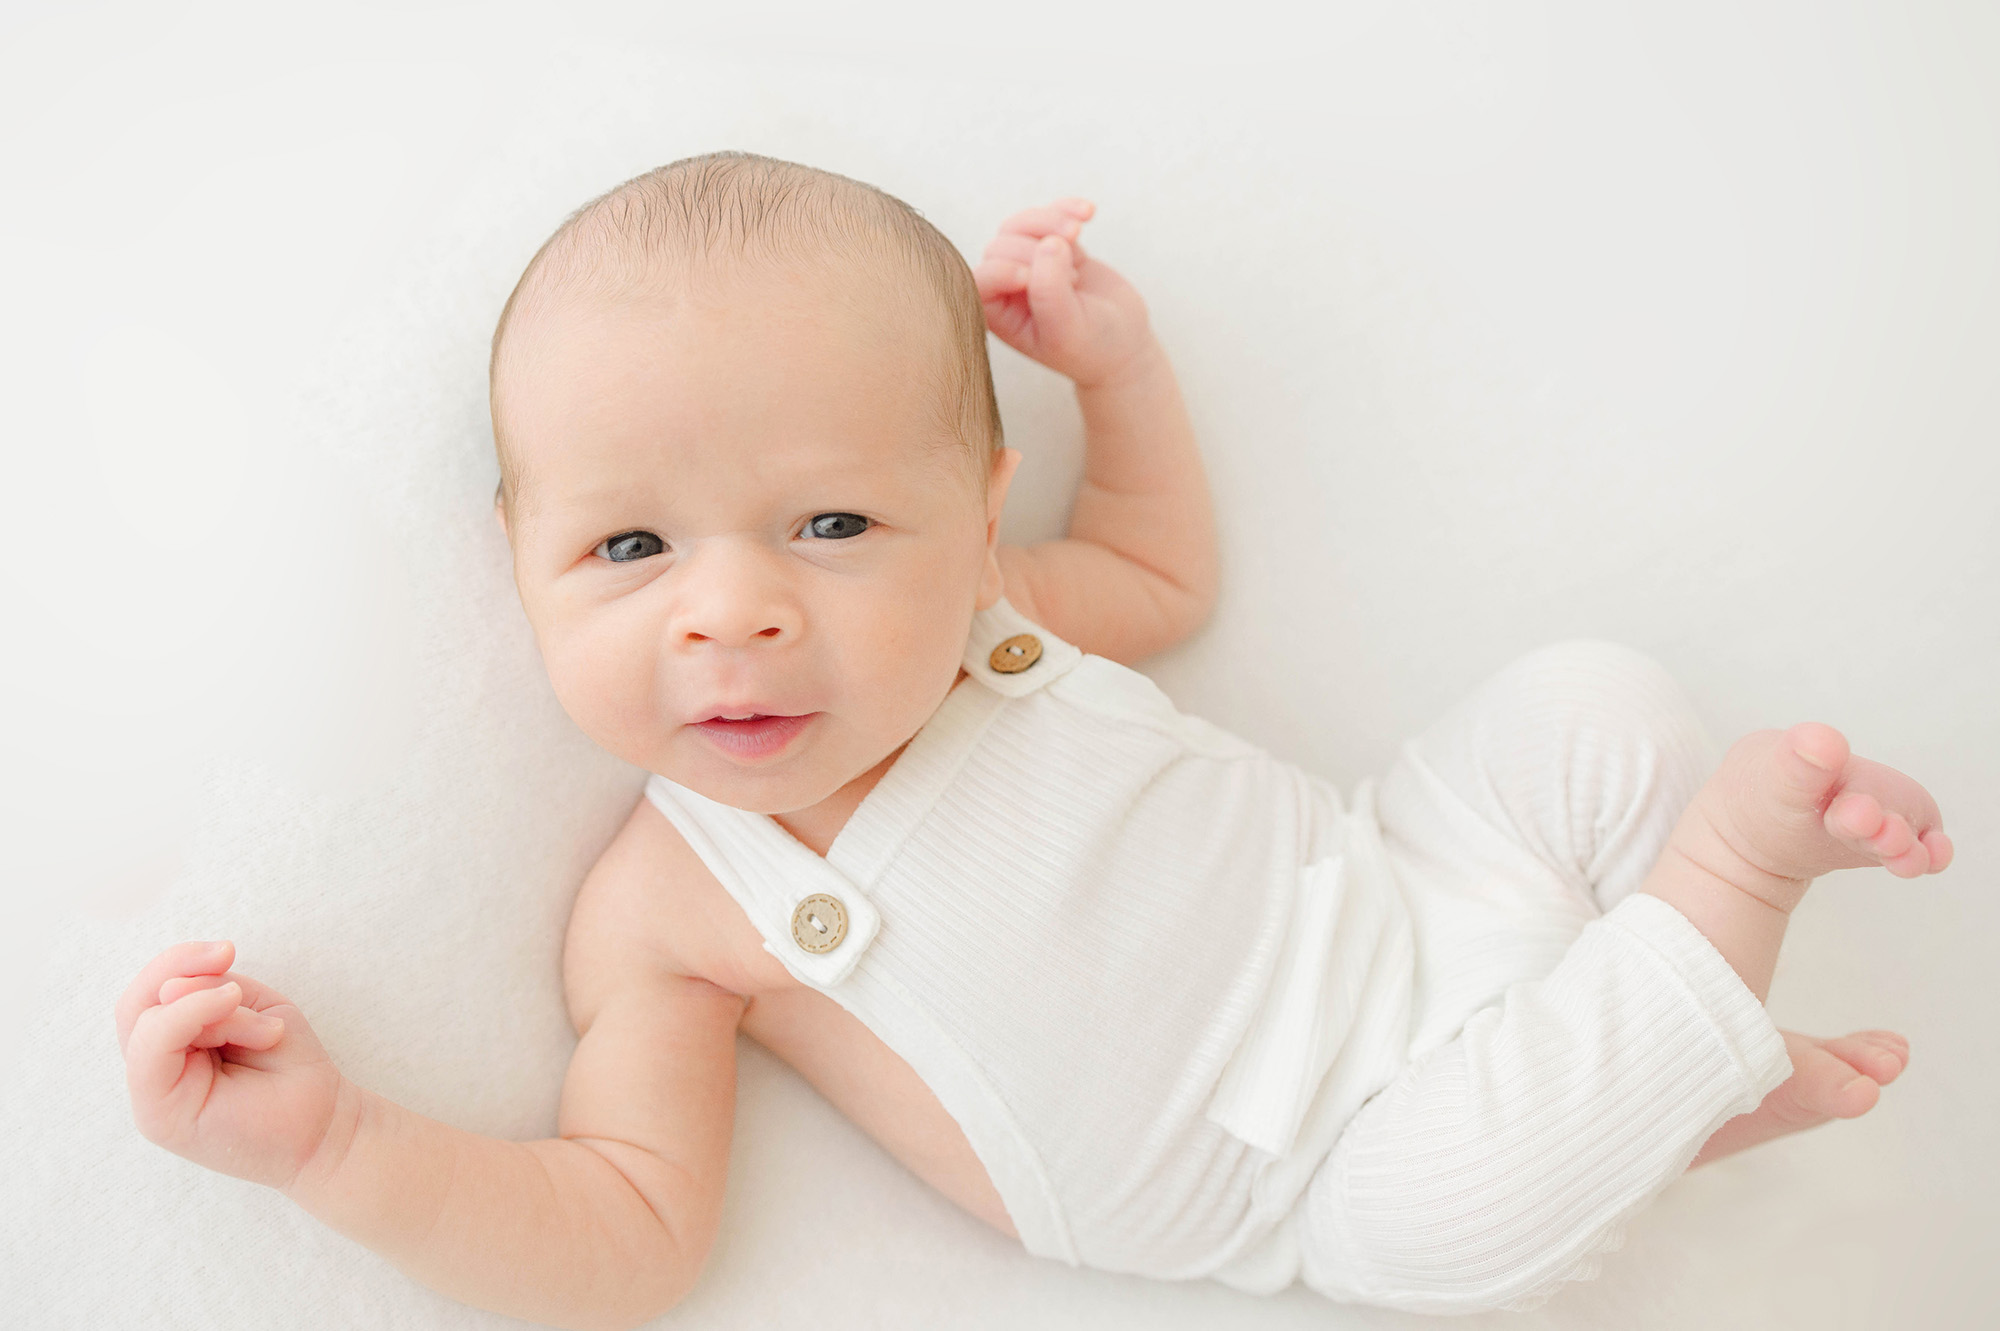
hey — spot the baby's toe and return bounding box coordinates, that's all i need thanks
[1773,723,1851,808]
[1822,1031,1910,1086]
[1825,791,1940,877]
[1787,721,1851,774]
[1920,827,1955,873]
[1860,810,1931,877]
[1871,810,1916,859]
[1826,789,1884,843]
[1824,1073,1882,1119]
[1882,840,1931,878]
[1865,1028,1910,1056]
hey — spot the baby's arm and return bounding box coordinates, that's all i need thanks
[975,200,1218,664]
[119,810,741,1331]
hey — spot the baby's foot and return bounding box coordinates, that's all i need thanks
[1673,723,1953,913]
[1689,1029,1909,1167]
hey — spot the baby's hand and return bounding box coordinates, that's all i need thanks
[116,940,348,1191]
[974,199,1154,388]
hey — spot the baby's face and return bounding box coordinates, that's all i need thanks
[497,265,1016,814]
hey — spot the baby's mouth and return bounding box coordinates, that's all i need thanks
[691,712,817,760]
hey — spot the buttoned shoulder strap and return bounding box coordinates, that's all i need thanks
[636,599,1080,991]
[643,775,883,988]
[960,596,1085,697]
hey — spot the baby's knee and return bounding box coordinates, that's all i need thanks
[1296,1144,1622,1314]
[1482,639,1713,780]
[1380,638,1718,913]
[1494,638,1689,727]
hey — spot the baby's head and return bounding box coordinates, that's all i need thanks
[490,152,1021,814]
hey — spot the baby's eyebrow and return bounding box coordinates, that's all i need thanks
[545,481,670,512]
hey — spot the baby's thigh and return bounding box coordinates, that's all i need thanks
[1378,640,1716,1040]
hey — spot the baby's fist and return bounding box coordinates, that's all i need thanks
[116,939,348,1191]
[974,199,1153,388]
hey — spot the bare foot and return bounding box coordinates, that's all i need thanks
[1673,722,1954,914]
[1690,1028,1909,1167]
[1637,722,1946,1141]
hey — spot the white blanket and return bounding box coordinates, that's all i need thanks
[4,3,1995,1327]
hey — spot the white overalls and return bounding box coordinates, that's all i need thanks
[643,599,1792,1313]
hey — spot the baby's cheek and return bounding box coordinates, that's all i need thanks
[543,622,666,760]
[845,599,968,726]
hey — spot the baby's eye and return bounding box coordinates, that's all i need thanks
[596,531,665,562]
[804,513,871,540]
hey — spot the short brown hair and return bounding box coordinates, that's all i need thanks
[489,151,1002,516]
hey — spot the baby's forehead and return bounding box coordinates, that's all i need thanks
[543,250,931,346]
[517,182,936,329]
[491,154,996,517]
[501,283,971,499]
[500,257,951,431]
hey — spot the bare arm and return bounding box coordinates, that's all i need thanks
[280,805,743,1331]
[976,200,1219,664]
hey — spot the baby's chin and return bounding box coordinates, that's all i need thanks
[649,727,883,816]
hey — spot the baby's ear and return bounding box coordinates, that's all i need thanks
[976,448,1023,610]
[984,448,1023,542]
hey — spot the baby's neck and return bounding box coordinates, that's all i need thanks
[772,748,898,857]
[771,667,968,857]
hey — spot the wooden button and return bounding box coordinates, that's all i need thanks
[988,633,1044,675]
[790,893,849,954]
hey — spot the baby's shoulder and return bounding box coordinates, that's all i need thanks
[977,595,1254,758]
[560,794,794,1024]
[1040,652,1265,762]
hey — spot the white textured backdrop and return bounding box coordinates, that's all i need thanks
[2,2,1994,1327]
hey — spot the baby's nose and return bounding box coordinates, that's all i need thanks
[684,620,787,647]
[670,543,803,648]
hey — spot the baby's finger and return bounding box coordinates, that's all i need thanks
[191,1003,287,1051]
[158,968,290,1016]
[159,972,242,1005]
[985,231,1095,269]
[116,940,235,1052]
[125,982,242,1111]
[1025,234,1084,347]
[981,286,1034,346]
[983,233,1043,265]
[995,205,1087,243]
[973,258,1029,299]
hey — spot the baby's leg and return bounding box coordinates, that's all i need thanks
[1304,644,1948,1311]
[1640,723,1949,1163]
[1375,643,1932,1161]
[1295,644,1776,1312]
[1375,638,1721,1047]
[1296,889,1795,1313]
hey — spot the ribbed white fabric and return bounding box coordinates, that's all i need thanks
[644,607,1794,1310]
[1227,640,1796,1311]
[647,598,1357,1274]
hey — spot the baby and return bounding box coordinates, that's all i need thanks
[118,152,1954,1326]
